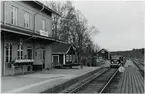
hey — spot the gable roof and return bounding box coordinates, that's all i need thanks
[31,1,60,16]
[98,49,109,53]
[52,43,72,54]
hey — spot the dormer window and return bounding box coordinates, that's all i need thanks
[42,19,46,31]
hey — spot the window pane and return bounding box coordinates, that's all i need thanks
[15,7,18,25]
[11,6,18,25]
[21,45,23,50]
[6,48,8,55]
[18,51,19,57]
[66,55,69,62]
[24,12,29,28]
[21,51,23,59]
[6,57,8,62]
[10,56,12,62]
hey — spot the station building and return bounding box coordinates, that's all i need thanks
[1,1,59,76]
[97,49,110,60]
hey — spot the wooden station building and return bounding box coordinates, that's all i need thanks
[1,1,59,76]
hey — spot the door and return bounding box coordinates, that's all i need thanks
[27,46,33,59]
[52,55,59,66]
[4,43,12,75]
[34,48,45,70]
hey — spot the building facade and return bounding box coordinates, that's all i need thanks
[1,1,59,76]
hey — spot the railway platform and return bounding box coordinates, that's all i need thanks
[1,66,105,93]
[116,59,144,93]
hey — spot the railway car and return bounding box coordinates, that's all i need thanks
[110,55,123,68]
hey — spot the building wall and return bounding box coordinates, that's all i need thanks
[44,44,52,69]
[1,1,55,75]
[1,33,4,76]
[2,1,52,36]
[1,1,3,22]
[98,50,109,60]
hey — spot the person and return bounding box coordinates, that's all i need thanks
[119,64,125,72]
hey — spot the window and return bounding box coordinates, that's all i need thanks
[42,19,46,30]
[66,55,69,62]
[17,44,23,60]
[24,12,30,28]
[11,6,18,25]
[5,43,12,62]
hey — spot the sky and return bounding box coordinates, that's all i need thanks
[72,1,144,51]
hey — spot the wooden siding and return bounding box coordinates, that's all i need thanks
[2,32,53,75]
[2,1,52,36]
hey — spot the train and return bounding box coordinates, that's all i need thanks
[110,55,124,68]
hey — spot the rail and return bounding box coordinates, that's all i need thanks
[99,69,119,93]
[66,68,119,93]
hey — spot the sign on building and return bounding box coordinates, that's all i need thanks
[40,30,48,37]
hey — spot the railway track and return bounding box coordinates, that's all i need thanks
[62,68,119,93]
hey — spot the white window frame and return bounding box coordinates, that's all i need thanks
[24,11,30,29]
[17,44,23,60]
[66,55,69,62]
[11,6,18,25]
[42,19,46,30]
[5,43,12,62]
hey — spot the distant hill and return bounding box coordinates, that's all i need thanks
[110,48,144,58]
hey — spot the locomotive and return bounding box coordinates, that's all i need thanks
[110,55,124,68]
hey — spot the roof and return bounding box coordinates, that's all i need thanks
[33,1,60,16]
[52,43,72,54]
[1,24,67,43]
[98,49,109,53]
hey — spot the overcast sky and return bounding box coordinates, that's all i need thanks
[73,1,144,51]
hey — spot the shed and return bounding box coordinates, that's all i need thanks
[52,43,78,68]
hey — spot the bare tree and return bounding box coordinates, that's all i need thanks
[47,1,99,65]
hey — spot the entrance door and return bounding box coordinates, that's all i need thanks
[34,48,45,70]
[52,55,59,66]
[27,46,32,59]
[4,43,12,75]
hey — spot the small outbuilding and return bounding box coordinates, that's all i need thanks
[97,49,110,60]
[52,43,79,68]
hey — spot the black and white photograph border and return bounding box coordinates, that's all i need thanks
[0,0,144,93]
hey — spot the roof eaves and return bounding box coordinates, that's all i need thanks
[52,52,66,54]
[33,1,60,16]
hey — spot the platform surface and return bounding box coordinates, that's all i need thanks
[116,59,144,93]
[2,66,103,93]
